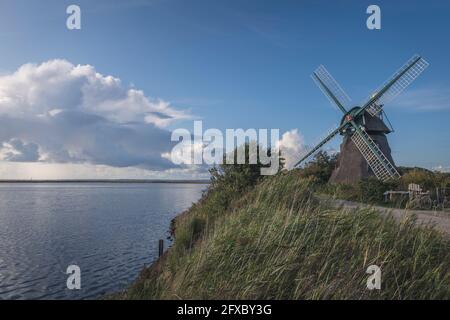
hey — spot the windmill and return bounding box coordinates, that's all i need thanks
[294,55,429,183]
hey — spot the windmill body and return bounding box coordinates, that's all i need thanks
[330,108,394,183]
[295,55,429,183]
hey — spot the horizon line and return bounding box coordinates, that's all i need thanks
[0,179,210,184]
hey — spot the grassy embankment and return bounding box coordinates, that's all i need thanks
[121,169,449,300]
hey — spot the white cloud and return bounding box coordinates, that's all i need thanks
[277,129,306,169]
[161,140,204,165]
[0,59,192,172]
[0,138,40,162]
[432,165,450,173]
[0,59,190,126]
[276,129,340,170]
[0,161,209,180]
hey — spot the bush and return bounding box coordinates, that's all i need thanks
[319,177,396,204]
[171,143,284,254]
[210,142,282,193]
[206,142,284,216]
[400,168,450,190]
[298,151,337,184]
[357,177,398,204]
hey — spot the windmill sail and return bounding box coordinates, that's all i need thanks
[363,55,429,116]
[294,123,343,167]
[297,55,428,182]
[351,129,400,181]
[312,65,351,113]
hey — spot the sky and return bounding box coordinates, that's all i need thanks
[0,0,449,179]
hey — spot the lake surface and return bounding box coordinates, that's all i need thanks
[0,183,206,300]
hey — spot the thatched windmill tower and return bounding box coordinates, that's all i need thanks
[329,109,394,183]
[295,55,429,183]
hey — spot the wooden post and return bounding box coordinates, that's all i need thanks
[436,187,440,204]
[158,239,164,258]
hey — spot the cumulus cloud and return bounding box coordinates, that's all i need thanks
[0,138,40,162]
[276,129,340,170]
[0,59,191,170]
[277,129,307,169]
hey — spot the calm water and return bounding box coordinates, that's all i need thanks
[0,183,206,300]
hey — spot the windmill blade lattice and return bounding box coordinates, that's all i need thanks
[351,129,400,181]
[295,55,428,183]
[312,65,352,112]
[293,123,343,167]
[364,55,429,116]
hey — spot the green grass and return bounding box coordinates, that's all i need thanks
[122,171,450,300]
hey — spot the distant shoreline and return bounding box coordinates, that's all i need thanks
[0,179,210,184]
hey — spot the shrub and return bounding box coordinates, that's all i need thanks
[298,151,337,184]
[357,177,397,204]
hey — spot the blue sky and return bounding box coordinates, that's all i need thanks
[0,0,449,178]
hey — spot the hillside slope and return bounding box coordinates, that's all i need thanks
[123,171,450,299]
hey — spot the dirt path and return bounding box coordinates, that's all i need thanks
[324,198,450,236]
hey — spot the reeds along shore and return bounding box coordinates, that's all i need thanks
[122,171,450,300]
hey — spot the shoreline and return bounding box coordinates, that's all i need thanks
[117,191,450,299]
[107,209,189,300]
[0,179,210,184]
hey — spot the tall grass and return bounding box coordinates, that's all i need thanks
[124,172,450,300]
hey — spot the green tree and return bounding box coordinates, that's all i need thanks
[209,142,283,193]
[299,150,338,184]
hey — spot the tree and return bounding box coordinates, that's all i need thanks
[209,142,283,193]
[299,151,338,184]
